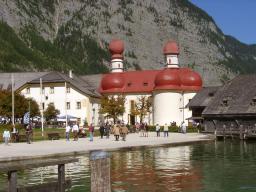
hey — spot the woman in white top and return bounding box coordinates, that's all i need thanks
[3,130,10,145]
[163,123,169,137]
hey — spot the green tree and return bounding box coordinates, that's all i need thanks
[0,90,39,119]
[27,98,40,117]
[99,95,125,123]
[131,96,152,123]
[44,103,60,122]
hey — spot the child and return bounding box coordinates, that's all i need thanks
[3,130,10,145]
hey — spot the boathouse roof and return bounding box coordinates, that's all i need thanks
[202,74,256,117]
[187,86,220,108]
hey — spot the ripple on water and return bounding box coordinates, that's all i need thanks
[1,141,256,191]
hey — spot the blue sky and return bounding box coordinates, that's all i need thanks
[189,0,256,45]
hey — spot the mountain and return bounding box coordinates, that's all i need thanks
[0,0,256,86]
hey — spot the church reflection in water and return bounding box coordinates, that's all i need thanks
[111,146,202,192]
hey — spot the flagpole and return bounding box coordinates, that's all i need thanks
[11,73,15,133]
[65,82,67,127]
[29,100,31,124]
[40,78,44,136]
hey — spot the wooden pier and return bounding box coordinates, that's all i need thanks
[0,157,78,192]
[215,129,256,140]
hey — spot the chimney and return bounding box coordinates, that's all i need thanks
[69,70,73,78]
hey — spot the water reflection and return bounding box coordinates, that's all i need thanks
[0,141,256,192]
[111,146,202,192]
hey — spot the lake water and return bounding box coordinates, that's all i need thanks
[1,140,256,191]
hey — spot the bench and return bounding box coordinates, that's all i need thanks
[47,133,60,140]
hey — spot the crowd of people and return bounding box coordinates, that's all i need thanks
[2,120,190,145]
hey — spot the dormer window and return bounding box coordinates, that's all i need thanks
[208,92,214,97]
[222,99,228,106]
[250,97,256,106]
[127,82,132,87]
[143,82,148,86]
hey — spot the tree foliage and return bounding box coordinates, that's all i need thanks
[43,103,60,122]
[99,95,125,123]
[0,90,39,119]
[131,96,152,123]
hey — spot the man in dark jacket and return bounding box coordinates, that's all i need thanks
[99,124,105,139]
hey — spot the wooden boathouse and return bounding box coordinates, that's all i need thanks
[188,74,256,139]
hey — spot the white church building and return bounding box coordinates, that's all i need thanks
[98,39,202,126]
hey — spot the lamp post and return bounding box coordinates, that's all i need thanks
[11,74,15,133]
[40,78,44,136]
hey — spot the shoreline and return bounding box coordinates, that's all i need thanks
[0,133,214,162]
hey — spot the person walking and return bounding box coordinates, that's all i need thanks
[3,130,10,145]
[99,123,105,139]
[120,123,129,141]
[181,122,187,134]
[156,124,160,137]
[163,123,169,137]
[26,124,32,144]
[89,123,94,142]
[72,123,79,141]
[145,123,149,137]
[112,123,120,141]
[105,123,110,139]
[65,123,71,141]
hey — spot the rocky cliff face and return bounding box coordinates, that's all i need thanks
[0,0,256,86]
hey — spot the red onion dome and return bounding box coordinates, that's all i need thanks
[109,39,124,59]
[154,68,181,90]
[163,40,179,55]
[180,68,202,90]
[101,73,125,91]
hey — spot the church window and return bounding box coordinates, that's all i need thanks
[130,100,135,111]
[50,87,54,94]
[168,58,172,64]
[26,87,30,94]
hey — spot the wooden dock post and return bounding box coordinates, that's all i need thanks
[58,164,65,192]
[8,171,17,192]
[90,151,111,192]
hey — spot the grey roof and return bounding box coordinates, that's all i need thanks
[0,72,101,98]
[0,72,48,91]
[203,74,256,117]
[80,74,102,90]
[187,86,220,108]
[28,72,101,98]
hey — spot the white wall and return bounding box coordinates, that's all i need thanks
[153,91,183,126]
[20,83,98,126]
